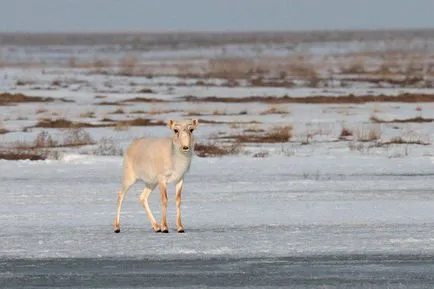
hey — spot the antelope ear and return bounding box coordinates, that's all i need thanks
[167,120,175,129]
[191,119,199,128]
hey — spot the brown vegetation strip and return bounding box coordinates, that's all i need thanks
[0,127,9,134]
[121,97,166,103]
[32,118,165,129]
[0,92,73,105]
[194,142,241,157]
[0,93,48,104]
[181,93,434,104]
[116,118,165,127]
[197,118,260,125]
[219,125,293,143]
[0,150,46,161]
[33,119,103,129]
[96,97,166,106]
[370,116,434,123]
[378,137,430,146]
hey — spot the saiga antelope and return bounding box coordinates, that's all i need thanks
[114,119,199,233]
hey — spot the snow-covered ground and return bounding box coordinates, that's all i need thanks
[1,38,434,287]
[1,154,434,260]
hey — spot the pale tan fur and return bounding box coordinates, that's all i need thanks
[114,119,199,233]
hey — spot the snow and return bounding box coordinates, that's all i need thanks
[1,38,434,266]
[1,154,433,260]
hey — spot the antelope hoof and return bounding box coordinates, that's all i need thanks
[177,228,185,233]
[152,224,161,233]
[161,225,169,233]
[114,224,120,233]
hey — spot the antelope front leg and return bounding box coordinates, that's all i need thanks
[175,179,184,233]
[159,182,169,233]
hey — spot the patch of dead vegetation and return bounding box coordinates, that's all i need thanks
[354,125,382,142]
[147,109,181,116]
[370,115,434,123]
[32,117,164,130]
[339,127,353,140]
[0,92,71,105]
[121,97,165,103]
[95,101,123,106]
[180,93,434,104]
[93,137,123,156]
[137,88,154,93]
[197,118,260,125]
[115,118,165,127]
[31,130,95,148]
[0,150,48,161]
[0,129,95,161]
[129,110,146,114]
[0,125,9,134]
[220,125,293,143]
[33,118,103,129]
[378,137,430,146]
[194,142,242,157]
[79,111,96,118]
[96,97,165,106]
[109,108,125,114]
[259,105,288,115]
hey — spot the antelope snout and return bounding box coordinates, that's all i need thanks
[182,146,190,151]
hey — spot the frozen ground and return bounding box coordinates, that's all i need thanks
[1,154,434,287]
[1,34,434,287]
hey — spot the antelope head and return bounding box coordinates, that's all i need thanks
[167,119,199,153]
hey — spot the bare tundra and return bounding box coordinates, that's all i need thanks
[114,119,199,233]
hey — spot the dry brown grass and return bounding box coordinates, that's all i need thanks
[354,125,382,142]
[194,142,242,157]
[379,136,430,146]
[370,115,434,123]
[32,130,95,148]
[109,108,125,114]
[0,123,9,134]
[130,110,146,114]
[15,79,36,86]
[221,125,293,143]
[121,97,165,103]
[0,92,57,105]
[93,137,123,156]
[116,118,165,127]
[260,105,288,115]
[0,129,95,161]
[181,93,434,104]
[147,108,181,116]
[80,111,96,118]
[33,118,102,129]
[339,127,353,139]
[137,88,154,93]
[95,101,122,106]
[0,149,48,161]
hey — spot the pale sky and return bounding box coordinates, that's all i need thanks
[0,0,433,32]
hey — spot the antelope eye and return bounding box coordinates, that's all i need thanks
[174,129,179,134]
[189,128,194,133]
